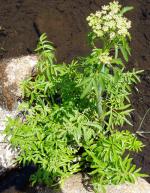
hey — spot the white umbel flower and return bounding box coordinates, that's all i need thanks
[110,32,116,40]
[87,1,132,40]
[99,52,112,64]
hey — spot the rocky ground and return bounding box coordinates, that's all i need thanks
[0,0,150,192]
[0,55,37,176]
[1,172,150,193]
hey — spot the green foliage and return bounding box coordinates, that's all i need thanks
[4,2,146,192]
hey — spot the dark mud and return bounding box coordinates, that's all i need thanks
[0,0,150,192]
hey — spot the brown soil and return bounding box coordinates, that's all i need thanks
[0,0,150,192]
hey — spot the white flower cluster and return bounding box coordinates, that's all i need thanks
[99,51,112,64]
[87,1,131,40]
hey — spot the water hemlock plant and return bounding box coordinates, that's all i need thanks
[4,1,146,192]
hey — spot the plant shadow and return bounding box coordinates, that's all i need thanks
[0,165,63,193]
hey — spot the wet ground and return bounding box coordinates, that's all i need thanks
[0,0,150,192]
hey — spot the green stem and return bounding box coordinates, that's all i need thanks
[97,83,102,117]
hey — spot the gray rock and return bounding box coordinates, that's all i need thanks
[0,107,18,175]
[106,177,150,193]
[0,55,37,175]
[59,173,150,193]
[0,55,37,110]
[0,107,16,130]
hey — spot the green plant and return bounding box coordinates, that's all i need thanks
[4,1,147,192]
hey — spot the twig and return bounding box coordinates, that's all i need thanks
[136,108,150,138]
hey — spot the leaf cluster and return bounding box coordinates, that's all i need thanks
[4,3,146,193]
